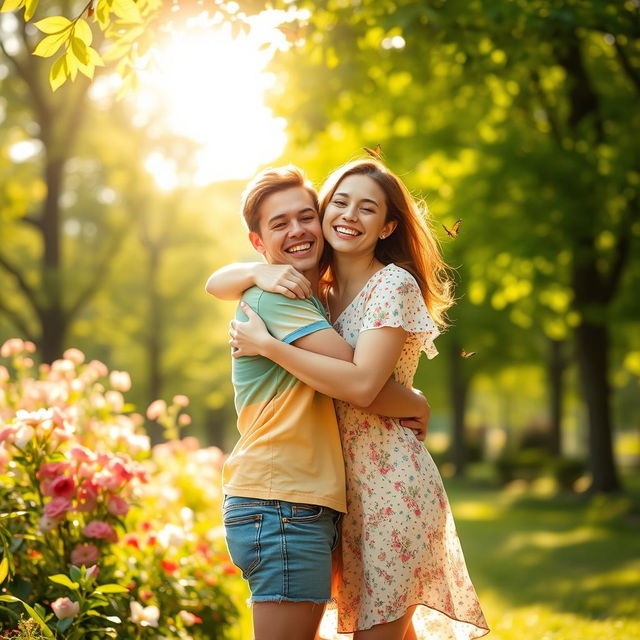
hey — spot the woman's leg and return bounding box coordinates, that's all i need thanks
[402,621,418,640]
[353,606,417,640]
[254,601,326,640]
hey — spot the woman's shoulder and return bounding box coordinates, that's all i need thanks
[370,263,421,294]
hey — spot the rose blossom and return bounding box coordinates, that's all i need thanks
[44,497,72,520]
[47,475,75,499]
[51,597,80,620]
[130,601,159,627]
[76,482,98,512]
[107,494,130,517]
[85,564,100,579]
[179,610,202,626]
[146,399,166,421]
[38,515,58,532]
[71,543,100,566]
[63,348,85,364]
[83,520,118,543]
[109,370,131,392]
[172,394,189,408]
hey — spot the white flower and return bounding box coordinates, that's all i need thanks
[38,515,58,532]
[157,524,185,549]
[14,425,35,448]
[130,601,160,628]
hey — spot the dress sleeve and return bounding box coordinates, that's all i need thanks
[360,266,441,359]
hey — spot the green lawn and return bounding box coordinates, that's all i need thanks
[447,471,640,640]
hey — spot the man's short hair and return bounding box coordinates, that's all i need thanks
[240,166,319,233]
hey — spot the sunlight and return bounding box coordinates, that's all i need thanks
[133,13,290,187]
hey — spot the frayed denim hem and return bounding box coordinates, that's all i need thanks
[247,596,334,608]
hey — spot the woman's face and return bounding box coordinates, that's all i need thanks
[322,174,396,257]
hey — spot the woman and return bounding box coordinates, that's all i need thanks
[226,159,488,640]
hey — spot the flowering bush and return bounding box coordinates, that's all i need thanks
[0,339,244,639]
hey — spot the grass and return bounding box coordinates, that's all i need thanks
[232,471,640,639]
[446,469,640,640]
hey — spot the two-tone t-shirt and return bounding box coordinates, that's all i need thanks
[222,286,347,513]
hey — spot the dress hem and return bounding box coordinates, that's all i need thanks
[336,601,490,637]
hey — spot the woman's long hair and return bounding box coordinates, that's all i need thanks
[318,159,455,327]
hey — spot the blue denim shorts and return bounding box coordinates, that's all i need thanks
[223,496,342,604]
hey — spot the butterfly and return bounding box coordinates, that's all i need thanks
[461,349,477,359]
[278,24,306,44]
[363,144,382,160]
[442,218,462,238]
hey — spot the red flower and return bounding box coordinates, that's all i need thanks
[48,475,75,499]
[161,559,179,574]
[222,562,238,575]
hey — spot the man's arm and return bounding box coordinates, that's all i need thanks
[205,263,311,300]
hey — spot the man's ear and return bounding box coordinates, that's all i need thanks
[249,231,266,256]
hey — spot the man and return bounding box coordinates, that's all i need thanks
[206,166,428,640]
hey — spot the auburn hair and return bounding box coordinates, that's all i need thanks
[318,159,455,327]
[240,165,318,233]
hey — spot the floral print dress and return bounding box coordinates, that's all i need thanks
[319,264,489,639]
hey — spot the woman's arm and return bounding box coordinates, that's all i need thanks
[205,263,311,300]
[232,302,408,407]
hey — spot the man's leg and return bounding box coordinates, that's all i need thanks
[254,601,326,640]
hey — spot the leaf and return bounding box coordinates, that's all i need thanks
[0,511,28,519]
[0,596,53,638]
[66,50,79,81]
[49,55,67,91]
[71,36,89,65]
[69,565,82,582]
[111,0,141,23]
[93,583,129,594]
[23,0,38,20]
[0,0,24,13]
[56,617,73,632]
[33,31,68,58]
[33,15,71,33]
[74,18,93,45]
[95,0,111,29]
[48,574,79,590]
[0,556,8,583]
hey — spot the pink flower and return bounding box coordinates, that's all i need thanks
[109,370,131,392]
[47,475,75,499]
[51,597,80,620]
[105,390,124,412]
[178,414,192,427]
[0,444,8,473]
[70,446,94,463]
[179,610,202,626]
[24,341,36,353]
[85,564,100,579]
[0,426,16,444]
[63,348,85,364]
[44,497,72,520]
[83,520,118,543]
[37,461,71,481]
[1,338,25,357]
[172,394,189,408]
[71,543,100,566]
[38,515,58,532]
[146,399,166,421]
[107,495,130,517]
[76,482,98,512]
[0,365,9,382]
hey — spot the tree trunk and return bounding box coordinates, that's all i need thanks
[449,341,470,477]
[547,338,566,457]
[146,242,164,443]
[574,321,620,492]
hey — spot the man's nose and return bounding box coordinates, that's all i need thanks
[289,220,305,235]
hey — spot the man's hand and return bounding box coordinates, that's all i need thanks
[253,264,312,299]
[399,388,430,441]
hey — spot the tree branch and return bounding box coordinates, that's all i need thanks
[604,195,640,298]
[0,298,37,343]
[65,225,130,323]
[614,40,640,95]
[530,70,564,148]
[0,254,41,314]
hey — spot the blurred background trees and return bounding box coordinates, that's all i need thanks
[1,0,639,492]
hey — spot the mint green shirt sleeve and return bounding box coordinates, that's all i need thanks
[240,288,331,344]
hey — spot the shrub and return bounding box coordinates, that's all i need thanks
[0,339,242,639]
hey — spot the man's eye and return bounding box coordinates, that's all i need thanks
[272,223,286,229]
[332,200,347,206]
[302,216,315,222]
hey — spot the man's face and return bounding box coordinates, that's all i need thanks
[249,186,324,273]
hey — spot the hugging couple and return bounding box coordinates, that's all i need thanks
[205,159,489,640]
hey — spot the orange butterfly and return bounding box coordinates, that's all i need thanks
[443,218,462,238]
[363,143,382,160]
[461,349,477,359]
[278,24,306,44]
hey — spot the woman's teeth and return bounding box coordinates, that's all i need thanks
[335,226,361,236]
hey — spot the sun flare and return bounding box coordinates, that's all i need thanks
[132,14,289,187]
